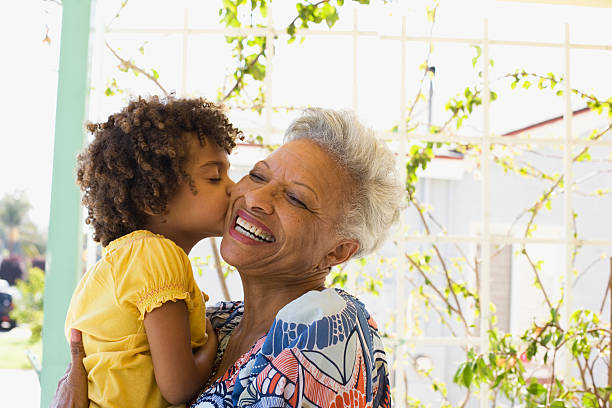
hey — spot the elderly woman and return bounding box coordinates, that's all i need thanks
[53,108,403,408]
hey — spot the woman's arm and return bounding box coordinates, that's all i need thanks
[144,300,218,405]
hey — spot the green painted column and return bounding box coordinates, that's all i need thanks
[40,1,94,406]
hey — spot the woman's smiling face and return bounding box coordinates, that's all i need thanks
[220,139,358,277]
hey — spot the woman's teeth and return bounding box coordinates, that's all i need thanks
[235,216,275,243]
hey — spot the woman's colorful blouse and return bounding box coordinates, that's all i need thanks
[190,288,391,408]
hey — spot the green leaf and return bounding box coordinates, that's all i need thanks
[471,45,481,68]
[453,363,464,385]
[576,151,591,162]
[527,341,537,360]
[249,61,266,80]
[462,363,474,388]
[151,69,159,80]
[551,307,559,323]
[320,3,339,28]
[582,392,598,408]
[287,23,296,37]
[522,80,531,89]
[527,382,546,396]
[426,6,436,22]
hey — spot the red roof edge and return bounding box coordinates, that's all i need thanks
[502,106,590,136]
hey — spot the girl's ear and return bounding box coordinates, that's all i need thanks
[320,240,360,270]
[142,206,156,216]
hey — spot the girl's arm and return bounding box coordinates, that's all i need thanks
[144,300,218,405]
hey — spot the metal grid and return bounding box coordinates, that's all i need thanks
[99,3,612,406]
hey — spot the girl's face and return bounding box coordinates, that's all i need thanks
[150,134,233,253]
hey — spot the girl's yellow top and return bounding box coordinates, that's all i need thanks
[65,230,208,408]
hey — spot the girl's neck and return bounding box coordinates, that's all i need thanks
[143,222,198,255]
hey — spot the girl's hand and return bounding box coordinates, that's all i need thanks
[50,329,89,408]
[194,318,219,379]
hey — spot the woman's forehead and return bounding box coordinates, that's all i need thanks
[268,140,336,175]
[266,140,351,196]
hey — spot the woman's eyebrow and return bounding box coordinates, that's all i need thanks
[293,181,318,200]
[259,159,317,199]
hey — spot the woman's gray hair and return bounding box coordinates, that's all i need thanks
[284,108,405,258]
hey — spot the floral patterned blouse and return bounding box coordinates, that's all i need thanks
[189,288,391,408]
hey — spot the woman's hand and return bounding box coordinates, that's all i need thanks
[50,329,89,408]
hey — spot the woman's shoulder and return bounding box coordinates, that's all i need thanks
[277,287,373,326]
[261,288,380,356]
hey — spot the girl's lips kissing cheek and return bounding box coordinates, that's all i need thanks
[229,210,276,245]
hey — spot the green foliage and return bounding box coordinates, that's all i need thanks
[453,307,612,408]
[0,192,45,257]
[192,255,237,279]
[10,268,45,344]
[327,254,394,297]
[218,0,369,108]
[0,192,30,229]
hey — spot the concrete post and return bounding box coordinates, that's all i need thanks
[40,1,93,406]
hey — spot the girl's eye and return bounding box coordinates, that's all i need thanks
[249,172,265,182]
[208,178,221,183]
[287,194,307,209]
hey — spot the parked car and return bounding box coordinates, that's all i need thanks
[0,279,17,331]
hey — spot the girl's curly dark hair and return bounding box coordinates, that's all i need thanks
[77,95,242,246]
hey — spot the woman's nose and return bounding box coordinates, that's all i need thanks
[244,184,274,214]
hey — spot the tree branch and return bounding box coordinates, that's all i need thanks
[410,197,472,333]
[105,41,169,96]
[220,47,266,102]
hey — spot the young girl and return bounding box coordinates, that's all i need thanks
[65,96,241,407]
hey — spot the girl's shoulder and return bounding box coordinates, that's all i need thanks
[105,230,181,255]
[105,230,190,271]
[104,230,195,303]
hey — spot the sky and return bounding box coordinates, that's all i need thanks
[1,0,611,231]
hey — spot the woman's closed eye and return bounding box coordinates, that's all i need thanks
[287,193,307,209]
[249,171,265,182]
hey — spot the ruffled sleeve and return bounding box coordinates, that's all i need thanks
[111,232,196,320]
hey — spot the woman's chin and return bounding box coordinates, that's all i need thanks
[220,231,275,269]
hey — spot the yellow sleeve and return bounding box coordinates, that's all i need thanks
[112,235,197,321]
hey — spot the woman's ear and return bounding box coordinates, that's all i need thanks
[321,240,360,269]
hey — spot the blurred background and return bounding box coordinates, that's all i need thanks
[1,0,612,406]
